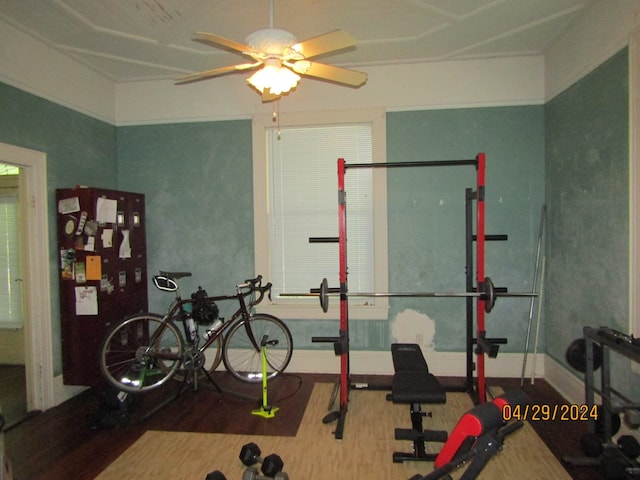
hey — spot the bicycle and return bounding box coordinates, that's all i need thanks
[99,272,293,394]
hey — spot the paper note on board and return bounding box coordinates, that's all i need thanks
[96,197,117,223]
[75,262,86,283]
[86,255,102,281]
[119,230,131,258]
[101,228,113,248]
[58,197,80,214]
[75,286,98,315]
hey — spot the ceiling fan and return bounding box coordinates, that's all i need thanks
[175,0,367,101]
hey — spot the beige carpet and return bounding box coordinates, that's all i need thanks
[96,383,571,479]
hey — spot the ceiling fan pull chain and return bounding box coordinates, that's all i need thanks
[272,98,282,140]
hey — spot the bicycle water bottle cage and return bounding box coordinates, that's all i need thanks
[191,287,219,325]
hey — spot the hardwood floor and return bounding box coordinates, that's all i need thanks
[0,365,29,430]
[1,373,626,480]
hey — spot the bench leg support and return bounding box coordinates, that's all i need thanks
[393,403,447,463]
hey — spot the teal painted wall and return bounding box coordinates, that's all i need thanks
[545,48,631,389]
[114,107,544,354]
[116,121,255,322]
[386,106,545,352]
[0,82,117,374]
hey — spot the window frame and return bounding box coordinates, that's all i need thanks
[252,108,389,320]
[631,31,640,340]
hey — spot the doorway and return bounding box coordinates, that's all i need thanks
[0,163,27,426]
[0,142,54,423]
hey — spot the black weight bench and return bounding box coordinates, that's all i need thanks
[388,343,448,463]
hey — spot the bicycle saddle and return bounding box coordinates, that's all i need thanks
[158,271,192,279]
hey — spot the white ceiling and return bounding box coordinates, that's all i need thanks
[0,0,595,83]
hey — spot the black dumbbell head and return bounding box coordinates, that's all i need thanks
[261,453,284,476]
[239,442,262,466]
[580,433,603,457]
[205,470,227,480]
[618,435,640,459]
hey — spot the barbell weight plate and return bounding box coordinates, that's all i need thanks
[565,338,603,373]
[320,277,329,313]
[483,276,496,314]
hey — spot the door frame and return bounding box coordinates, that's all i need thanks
[0,141,54,411]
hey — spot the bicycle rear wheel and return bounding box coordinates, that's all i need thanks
[99,313,184,393]
[222,313,293,383]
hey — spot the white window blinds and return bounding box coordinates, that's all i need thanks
[267,123,374,303]
[0,191,22,328]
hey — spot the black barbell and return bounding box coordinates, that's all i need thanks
[282,276,536,314]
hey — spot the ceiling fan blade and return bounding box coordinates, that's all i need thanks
[292,30,356,59]
[175,62,260,84]
[193,31,258,55]
[289,61,367,87]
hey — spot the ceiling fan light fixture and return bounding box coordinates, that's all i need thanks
[245,28,297,55]
[247,58,300,95]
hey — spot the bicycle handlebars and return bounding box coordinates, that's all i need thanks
[238,275,273,306]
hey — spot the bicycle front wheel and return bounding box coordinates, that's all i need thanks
[222,313,293,383]
[99,313,184,393]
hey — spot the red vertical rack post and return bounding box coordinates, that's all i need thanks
[475,152,487,402]
[337,158,350,430]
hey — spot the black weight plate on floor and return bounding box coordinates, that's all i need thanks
[566,338,603,372]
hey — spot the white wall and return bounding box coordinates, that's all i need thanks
[114,56,545,125]
[545,0,640,100]
[0,18,115,124]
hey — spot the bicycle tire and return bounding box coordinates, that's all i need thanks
[222,313,293,383]
[99,313,184,393]
[172,334,223,383]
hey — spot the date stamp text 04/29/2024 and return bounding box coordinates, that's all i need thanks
[501,404,599,422]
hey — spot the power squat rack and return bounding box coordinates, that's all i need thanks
[309,153,513,439]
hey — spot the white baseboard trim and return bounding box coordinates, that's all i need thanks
[543,354,586,405]
[48,351,561,407]
[53,375,88,406]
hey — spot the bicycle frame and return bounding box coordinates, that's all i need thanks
[151,275,268,361]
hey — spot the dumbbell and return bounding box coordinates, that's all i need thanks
[580,433,640,460]
[239,442,284,477]
[618,435,640,460]
[205,471,227,480]
[580,433,604,457]
[243,466,289,480]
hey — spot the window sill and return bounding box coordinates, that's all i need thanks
[0,323,23,330]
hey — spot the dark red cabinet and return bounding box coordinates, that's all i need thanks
[56,187,148,386]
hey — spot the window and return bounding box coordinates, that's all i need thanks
[0,172,22,329]
[253,109,388,319]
